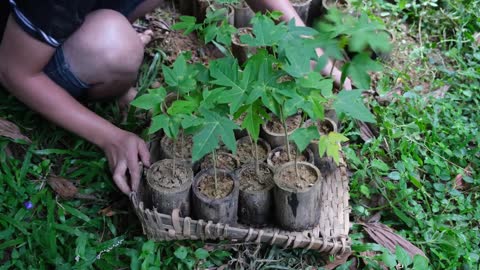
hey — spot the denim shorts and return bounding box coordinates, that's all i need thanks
[43,0,145,98]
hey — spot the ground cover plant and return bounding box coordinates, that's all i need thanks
[0,0,479,269]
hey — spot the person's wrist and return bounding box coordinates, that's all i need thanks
[94,125,126,151]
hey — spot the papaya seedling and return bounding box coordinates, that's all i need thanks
[173,2,236,52]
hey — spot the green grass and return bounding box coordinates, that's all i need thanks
[0,0,479,269]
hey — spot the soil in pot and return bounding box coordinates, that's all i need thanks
[198,173,233,199]
[160,133,193,159]
[145,159,193,216]
[200,152,240,172]
[236,137,271,165]
[192,168,239,223]
[238,163,274,225]
[261,114,303,148]
[273,161,322,231]
[267,143,314,168]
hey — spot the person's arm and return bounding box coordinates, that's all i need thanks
[0,15,150,194]
[245,0,352,90]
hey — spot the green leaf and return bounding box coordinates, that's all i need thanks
[167,97,199,116]
[381,251,397,268]
[412,255,429,270]
[242,102,267,142]
[345,53,382,89]
[174,246,188,260]
[162,53,197,93]
[240,15,286,47]
[290,126,320,153]
[282,45,313,78]
[299,72,333,92]
[172,16,198,35]
[62,204,91,222]
[348,13,392,53]
[194,248,209,260]
[318,132,348,165]
[192,109,239,161]
[209,58,250,114]
[130,88,166,110]
[395,246,413,267]
[333,89,376,123]
[149,114,181,139]
[371,159,389,172]
[388,171,401,180]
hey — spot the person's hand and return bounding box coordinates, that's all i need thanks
[101,130,151,194]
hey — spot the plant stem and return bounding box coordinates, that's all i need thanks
[172,138,177,178]
[329,59,337,77]
[181,131,185,160]
[294,147,299,178]
[254,139,260,176]
[280,107,292,161]
[212,149,218,197]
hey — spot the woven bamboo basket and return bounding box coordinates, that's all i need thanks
[131,138,351,255]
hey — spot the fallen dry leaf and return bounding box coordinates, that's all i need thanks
[454,164,472,190]
[98,206,117,217]
[357,120,376,142]
[47,176,78,199]
[424,85,450,101]
[361,222,426,259]
[323,251,352,270]
[0,118,31,143]
[376,86,403,105]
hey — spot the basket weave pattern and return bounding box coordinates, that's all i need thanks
[131,156,351,255]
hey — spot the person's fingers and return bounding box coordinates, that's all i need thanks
[113,161,131,194]
[138,141,151,167]
[127,155,141,193]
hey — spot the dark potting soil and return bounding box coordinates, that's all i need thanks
[237,140,268,164]
[270,144,308,167]
[148,160,191,189]
[266,114,302,134]
[200,152,239,171]
[304,119,335,136]
[276,163,318,191]
[239,165,273,192]
[198,174,234,199]
[164,134,193,159]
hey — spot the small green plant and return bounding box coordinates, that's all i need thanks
[173,4,236,51]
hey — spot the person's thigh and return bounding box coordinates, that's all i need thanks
[55,9,144,100]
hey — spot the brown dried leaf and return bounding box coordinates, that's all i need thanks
[0,118,31,143]
[474,32,480,45]
[323,251,352,270]
[376,86,403,105]
[357,121,376,142]
[424,85,450,100]
[47,176,78,199]
[98,206,116,217]
[454,164,472,190]
[362,222,426,258]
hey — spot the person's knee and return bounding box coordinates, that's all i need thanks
[64,9,144,84]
